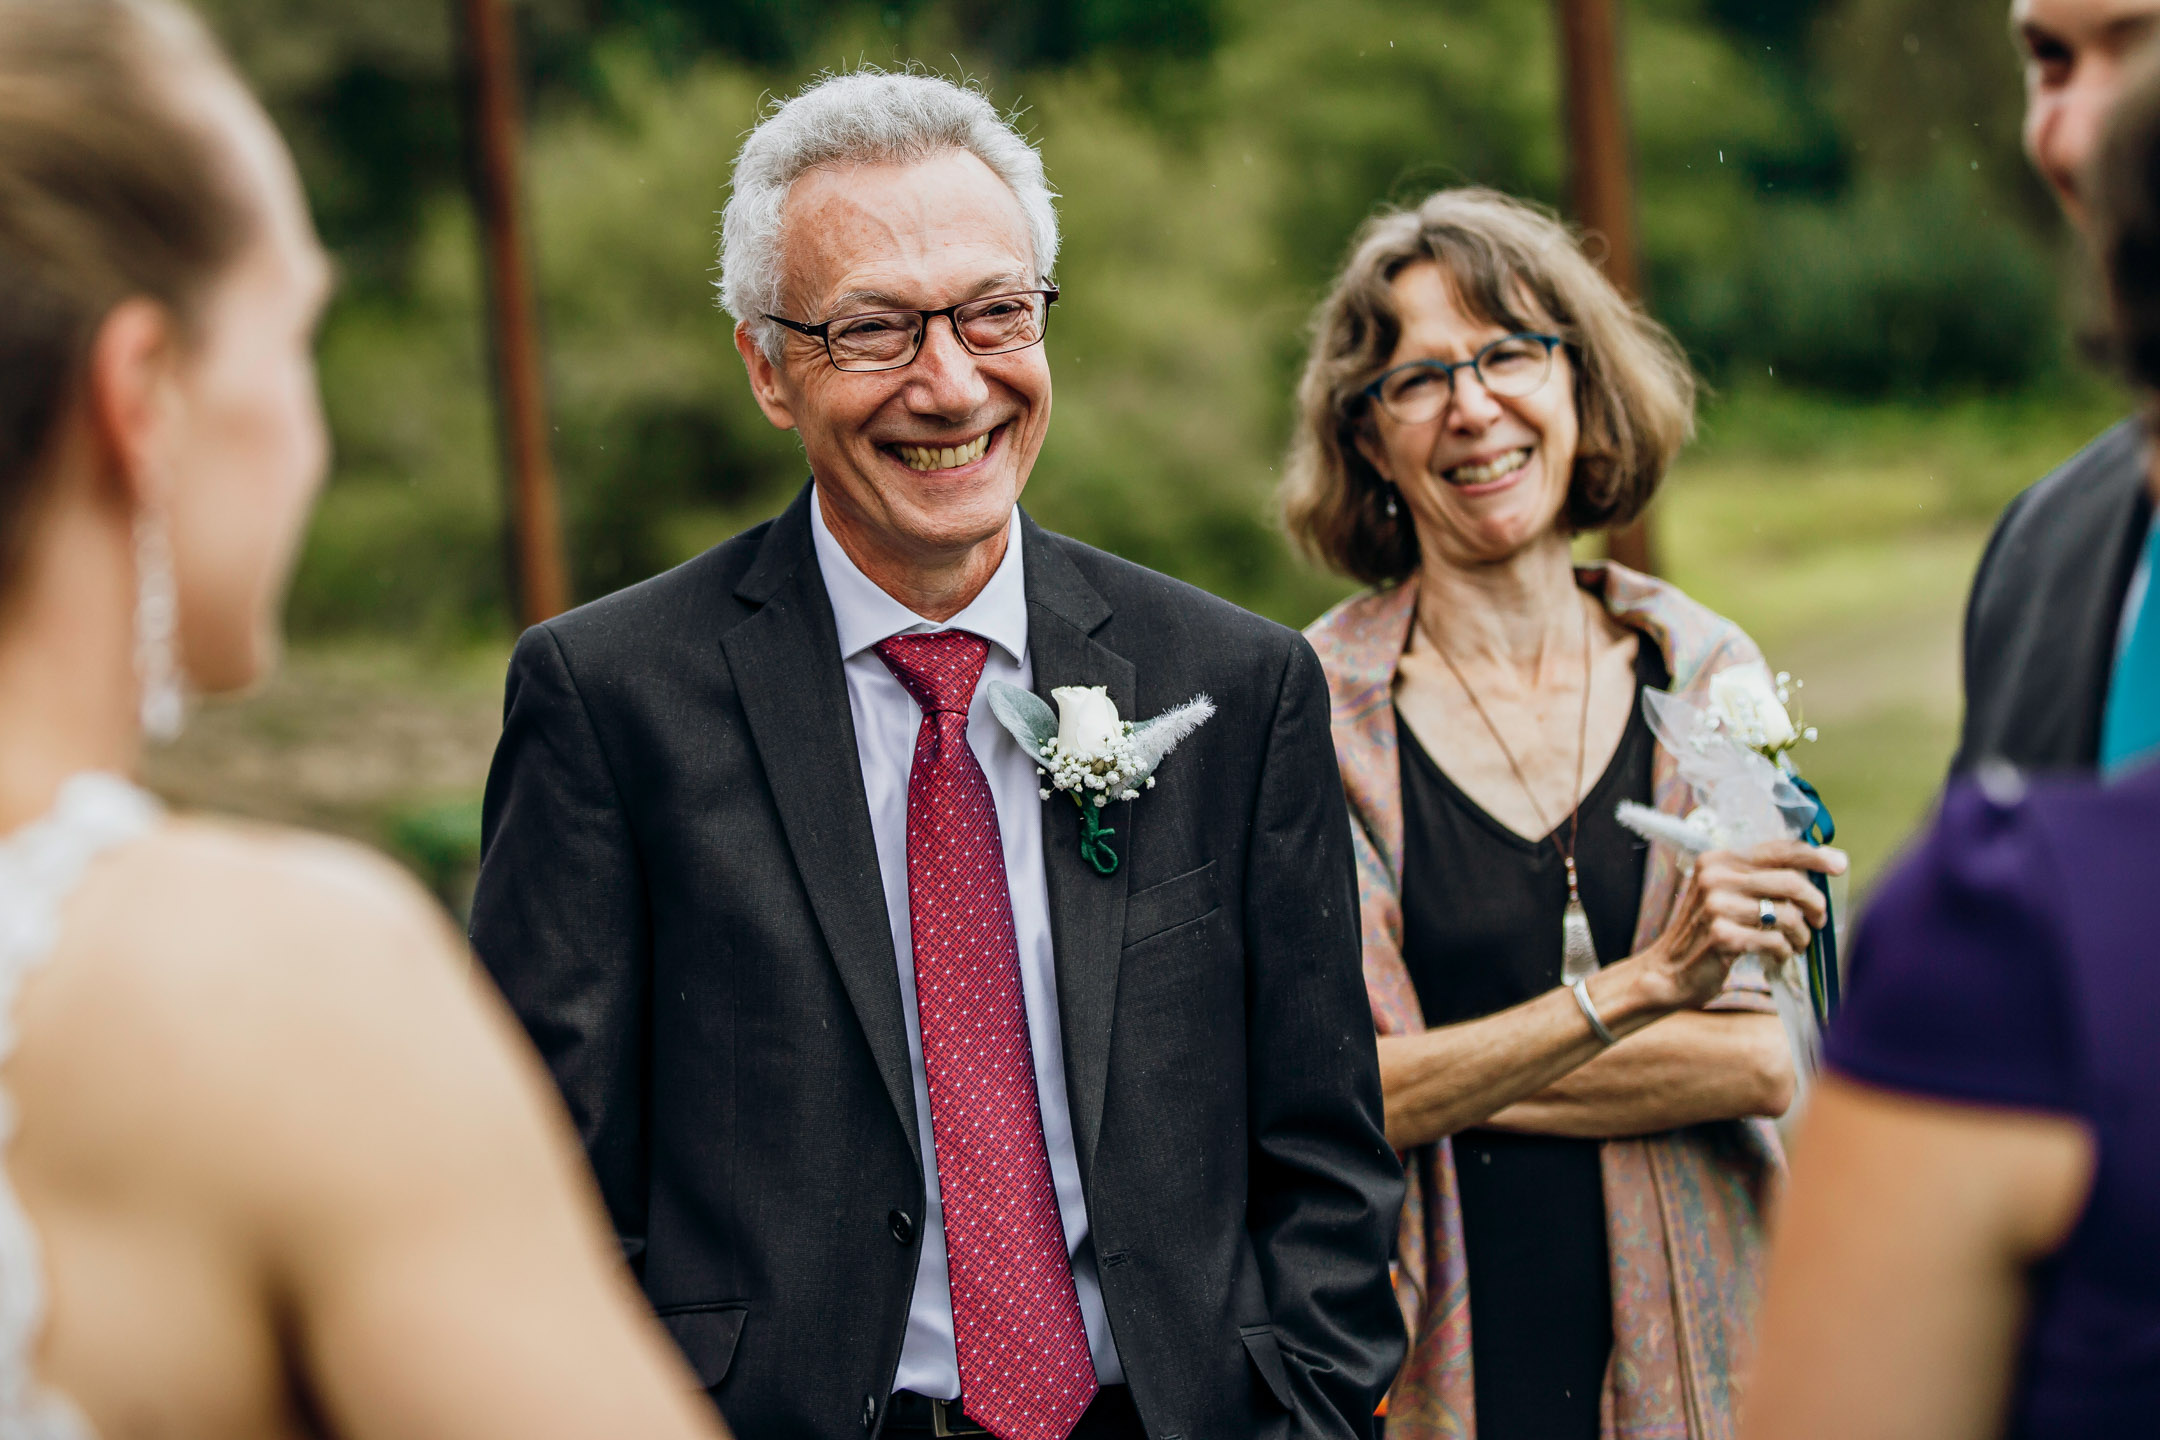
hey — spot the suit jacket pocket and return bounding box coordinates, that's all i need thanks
[1240,1323,1296,1413]
[1123,860,1220,947]
[658,1302,748,1390]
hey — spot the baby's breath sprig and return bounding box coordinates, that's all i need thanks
[1033,726,1155,807]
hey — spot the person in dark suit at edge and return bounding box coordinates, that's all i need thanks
[467,69,1405,1440]
[1958,0,2160,773]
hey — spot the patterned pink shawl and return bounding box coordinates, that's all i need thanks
[1305,564,1784,1440]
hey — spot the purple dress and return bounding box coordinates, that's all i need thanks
[1825,765,2160,1437]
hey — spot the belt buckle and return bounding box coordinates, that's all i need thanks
[931,1397,989,1437]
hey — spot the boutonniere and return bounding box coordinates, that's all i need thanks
[986,681,1215,875]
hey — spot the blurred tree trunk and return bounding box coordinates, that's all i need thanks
[462,0,570,626]
[1556,0,1655,575]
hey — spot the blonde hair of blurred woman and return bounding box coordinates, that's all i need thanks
[0,3,729,1435]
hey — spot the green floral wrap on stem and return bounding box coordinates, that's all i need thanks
[1073,796,1118,875]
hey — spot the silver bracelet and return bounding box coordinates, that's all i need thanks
[1569,977,1617,1047]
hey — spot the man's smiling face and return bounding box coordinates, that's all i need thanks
[736,148,1052,582]
[2016,0,2160,230]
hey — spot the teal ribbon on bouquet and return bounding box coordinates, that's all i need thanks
[1791,775,1840,1026]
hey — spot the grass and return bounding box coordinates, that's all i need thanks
[1648,380,2130,886]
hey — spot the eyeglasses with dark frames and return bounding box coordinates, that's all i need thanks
[764,288,1060,373]
[1361,332,1562,425]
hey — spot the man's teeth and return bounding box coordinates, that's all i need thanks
[1445,448,1532,486]
[896,432,991,471]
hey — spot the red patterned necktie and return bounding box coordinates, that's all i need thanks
[873,631,1099,1440]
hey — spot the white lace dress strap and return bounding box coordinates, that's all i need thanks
[0,773,159,1440]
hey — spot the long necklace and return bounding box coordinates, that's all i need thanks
[1423,597,1600,985]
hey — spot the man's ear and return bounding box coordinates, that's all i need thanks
[83,297,182,512]
[734,321,799,432]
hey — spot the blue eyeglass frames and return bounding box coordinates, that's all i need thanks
[1361,332,1563,424]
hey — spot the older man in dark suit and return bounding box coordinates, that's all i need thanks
[1958,0,2160,773]
[468,70,1404,1440]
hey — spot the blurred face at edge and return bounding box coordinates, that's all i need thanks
[152,72,332,695]
[737,148,1053,570]
[2016,0,2160,230]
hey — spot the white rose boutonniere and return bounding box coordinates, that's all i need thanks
[986,681,1215,875]
[1051,685,1124,763]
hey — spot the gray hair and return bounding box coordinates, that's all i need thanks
[718,69,1060,358]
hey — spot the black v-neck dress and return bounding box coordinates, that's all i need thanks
[1395,636,1668,1440]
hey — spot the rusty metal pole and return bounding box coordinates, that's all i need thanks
[1556,0,1656,575]
[461,0,570,626]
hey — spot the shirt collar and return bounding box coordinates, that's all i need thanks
[809,485,1029,666]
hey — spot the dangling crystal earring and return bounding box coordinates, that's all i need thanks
[1384,485,1399,519]
[134,511,186,743]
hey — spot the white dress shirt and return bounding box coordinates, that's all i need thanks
[810,492,1124,1398]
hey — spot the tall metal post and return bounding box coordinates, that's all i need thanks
[461,0,570,626]
[1556,0,1656,574]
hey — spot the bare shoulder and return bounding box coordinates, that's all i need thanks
[133,813,453,945]
[62,815,465,1004]
[23,815,526,1210]
[49,809,492,1056]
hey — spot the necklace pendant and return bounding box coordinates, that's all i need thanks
[1562,896,1598,985]
[1561,858,1598,985]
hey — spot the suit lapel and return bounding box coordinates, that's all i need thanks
[1022,517,1133,1176]
[723,488,921,1163]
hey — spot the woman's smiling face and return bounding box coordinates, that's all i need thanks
[1355,259,1579,570]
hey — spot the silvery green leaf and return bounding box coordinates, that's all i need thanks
[986,681,1058,754]
[1126,694,1216,781]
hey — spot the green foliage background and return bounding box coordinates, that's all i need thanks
[190,0,2086,641]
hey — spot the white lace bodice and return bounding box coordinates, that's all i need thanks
[0,774,159,1440]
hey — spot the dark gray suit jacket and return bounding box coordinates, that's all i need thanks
[1954,418,2152,774]
[469,486,1406,1440]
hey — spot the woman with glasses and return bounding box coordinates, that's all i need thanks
[1285,187,1842,1439]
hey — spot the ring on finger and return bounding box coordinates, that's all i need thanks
[1757,897,1779,930]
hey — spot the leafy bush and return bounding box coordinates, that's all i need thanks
[252,0,2088,647]
[386,797,484,917]
[1666,176,2063,395]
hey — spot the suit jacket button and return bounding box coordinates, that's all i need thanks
[862,1393,879,1429]
[888,1208,915,1245]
